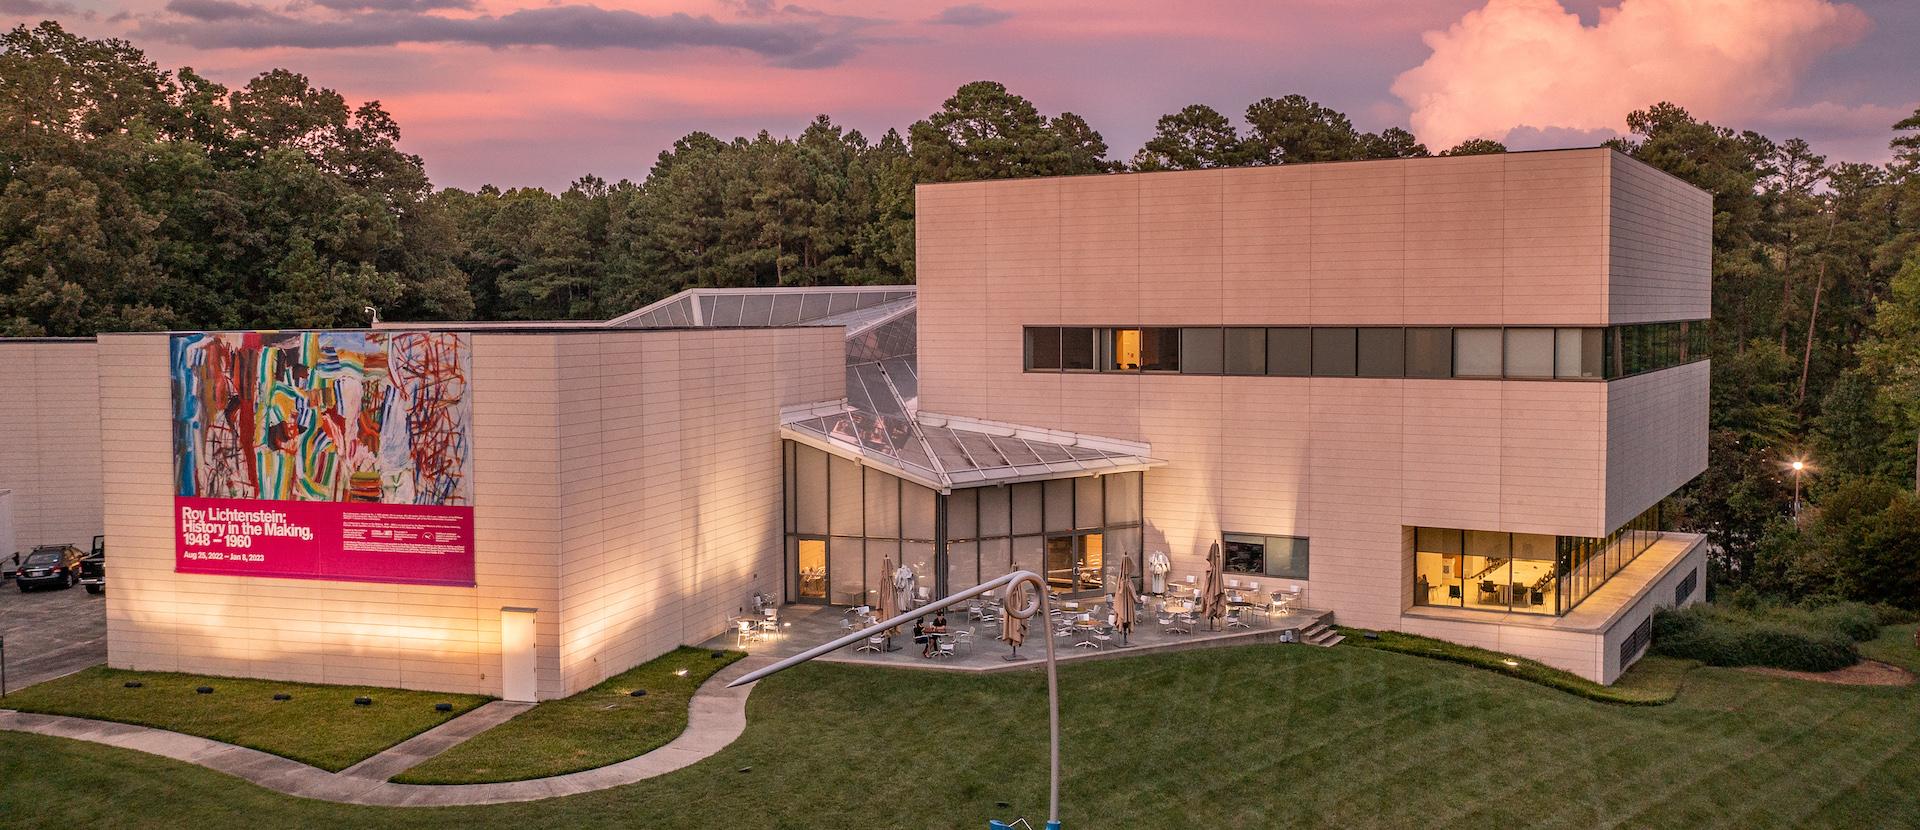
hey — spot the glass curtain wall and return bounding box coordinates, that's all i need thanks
[949,473,1144,599]
[1026,322,1705,380]
[785,441,1146,605]
[1412,502,1665,616]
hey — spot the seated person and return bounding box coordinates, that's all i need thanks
[931,612,949,633]
[913,620,931,656]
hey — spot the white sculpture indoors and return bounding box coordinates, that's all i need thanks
[1146,550,1172,595]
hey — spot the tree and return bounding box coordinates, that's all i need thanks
[1242,94,1364,164]
[1439,138,1507,156]
[1131,104,1248,171]
[0,22,469,333]
[1358,127,1428,159]
[908,81,1113,182]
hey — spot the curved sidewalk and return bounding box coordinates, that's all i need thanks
[0,654,772,807]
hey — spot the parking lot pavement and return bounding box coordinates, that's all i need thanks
[0,579,107,693]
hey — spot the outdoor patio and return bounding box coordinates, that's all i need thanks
[703,594,1333,673]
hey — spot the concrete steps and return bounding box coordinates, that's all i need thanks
[1299,618,1344,648]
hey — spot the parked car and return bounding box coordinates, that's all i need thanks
[16,544,85,592]
[80,535,106,594]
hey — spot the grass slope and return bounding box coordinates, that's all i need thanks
[393,646,744,784]
[0,666,490,771]
[2,642,1917,829]
[1342,627,1691,704]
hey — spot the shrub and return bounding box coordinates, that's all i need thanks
[1799,602,1883,642]
[1651,605,1860,672]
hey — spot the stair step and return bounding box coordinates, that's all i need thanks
[1311,633,1344,648]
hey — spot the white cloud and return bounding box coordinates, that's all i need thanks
[1391,0,1871,147]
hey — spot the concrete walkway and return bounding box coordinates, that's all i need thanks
[0,655,773,807]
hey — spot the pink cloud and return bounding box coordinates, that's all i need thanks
[1392,0,1872,148]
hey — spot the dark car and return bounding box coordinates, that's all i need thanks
[16,544,85,592]
[80,535,106,595]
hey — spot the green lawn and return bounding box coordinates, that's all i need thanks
[2,641,1917,829]
[0,666,491,771]
[1343,627,1692,704]
[393,646,744,784]
[1860,622,1920,674]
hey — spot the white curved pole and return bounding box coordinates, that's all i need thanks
[728,569,1061,827]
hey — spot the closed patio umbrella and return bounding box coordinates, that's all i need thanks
[877,555,900,650]
[892,562,917,616]
[1115,558,1140,646]
[1001,582,1029,660]
[1201,542,1227,631]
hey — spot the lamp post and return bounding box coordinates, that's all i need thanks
[1790,459,1806,526]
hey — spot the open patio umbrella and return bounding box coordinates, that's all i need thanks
[1201,541,1227,631]
[1001,582,1029,660]
[1115,558,1139,646]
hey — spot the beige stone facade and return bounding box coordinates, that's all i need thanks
[914,149,1712,683]
[0,339,104,553]
[90,327,840,700]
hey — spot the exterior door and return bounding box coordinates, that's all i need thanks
[796,537,828,603]
[1044,532,1107,596]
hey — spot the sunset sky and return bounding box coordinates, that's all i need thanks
[6,0,1916,190]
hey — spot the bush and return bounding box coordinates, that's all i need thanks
[1651,605,1860,672]
[1867,603,1920,626]
[1799,603,1883,642]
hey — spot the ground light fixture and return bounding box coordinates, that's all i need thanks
[1502,659,1519,668]
[354,696,373,706]
[728,570,1064,830]
[674,668,690,677]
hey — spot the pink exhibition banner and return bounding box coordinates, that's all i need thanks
[170,331,477,587]
[175,497,475,586]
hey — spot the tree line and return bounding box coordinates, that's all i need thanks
[4,21,1918,606]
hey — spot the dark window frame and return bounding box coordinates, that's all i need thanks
[1223,532,1310,580]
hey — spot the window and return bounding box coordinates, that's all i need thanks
[1141,327,1180,371]
[1357,328,1405,378]
[1180,328,1224,374]
[1453,328,1502,377]
[1405,328,1451,378]
[1025,323,1700,379]
[1504,328,1555,378]
[1060,327,1096,371]
[1311,328,1357,376]
[1556,328,1603,379]
[1224,328,1266,375]
[1025,327,1060,371]
[1266,328,1311,376]
[1109,328,1142,371]
[1223,533,1310,580]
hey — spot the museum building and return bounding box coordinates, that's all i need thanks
[0,147,1709,696]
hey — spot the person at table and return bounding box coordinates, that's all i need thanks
[931,612,949,633]
[914,619,931,657]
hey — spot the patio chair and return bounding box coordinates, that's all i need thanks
[855,635,884,654]
[955,627,976,654]
[1163,614,1192,635]
[735,620,757,649]
[933,639,956,659]
[1226,608,1251,630]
